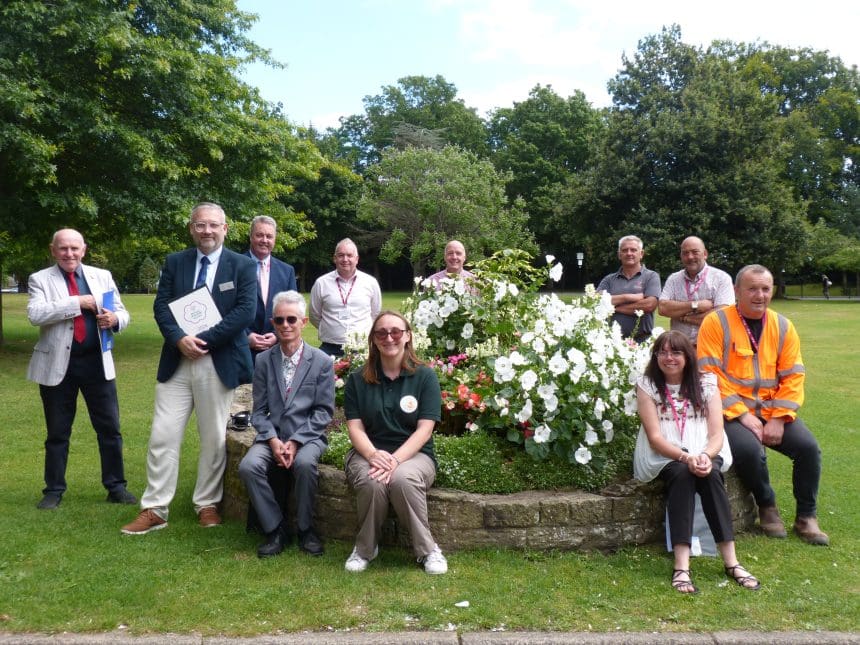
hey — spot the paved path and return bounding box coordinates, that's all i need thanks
[1,631,859,644]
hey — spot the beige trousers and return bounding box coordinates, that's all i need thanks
[140,355,233,519]
[344,449,437,559]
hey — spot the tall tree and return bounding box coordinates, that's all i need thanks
[556,26,810,280]
[0,0,320,284]
[488,84,602,267]
[357,145,535,277]
[331,75,488,170]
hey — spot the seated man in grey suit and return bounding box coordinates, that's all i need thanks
[239,290,335,557]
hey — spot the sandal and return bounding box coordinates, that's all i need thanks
[725,563,761,590]
[671,568,699,594]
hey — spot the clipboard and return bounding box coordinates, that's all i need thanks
[168,286,223,336]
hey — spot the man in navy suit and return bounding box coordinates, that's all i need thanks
[122,202,257,534]
[239,290,334,557]
[245,215,297,355]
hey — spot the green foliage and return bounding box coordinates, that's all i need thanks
[358,146,535,276]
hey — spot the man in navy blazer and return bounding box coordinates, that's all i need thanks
[245,215,297,355]
[122,202,257,535]
[239,290,334,557]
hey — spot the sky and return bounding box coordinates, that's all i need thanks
[236,0,859,131]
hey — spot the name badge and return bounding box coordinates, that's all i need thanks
[219,281,235,292]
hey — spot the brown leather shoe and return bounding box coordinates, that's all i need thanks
[793,516,829,546]
[198,505,222,528]
[121,509,167,535]
[758,505,787,538]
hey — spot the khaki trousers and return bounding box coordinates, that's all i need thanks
[345,449,437,559]
[140,355,233,519]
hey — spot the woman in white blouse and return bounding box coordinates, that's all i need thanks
[635,330,760,594]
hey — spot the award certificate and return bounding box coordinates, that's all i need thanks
[168,286,222,336]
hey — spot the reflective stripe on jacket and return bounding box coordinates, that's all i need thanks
[696,307,804,421]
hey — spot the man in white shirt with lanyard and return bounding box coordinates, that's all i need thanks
[658,237,734,345]
[309,238,382,357]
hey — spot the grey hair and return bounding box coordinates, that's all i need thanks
[190,202,225,222]
[735,264,772,287]
[250,215,277,236]
[617,235,643,251]
[271,290,306,317]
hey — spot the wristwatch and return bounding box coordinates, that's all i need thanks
[691,300,699,312]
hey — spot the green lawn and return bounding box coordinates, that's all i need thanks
[0,293,857,635]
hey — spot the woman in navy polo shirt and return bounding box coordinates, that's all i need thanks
[342,310,448,574]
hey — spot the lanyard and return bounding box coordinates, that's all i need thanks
[336,275,356,306]
[684,266,708,300]
[737,306,765,353]
[665,386,689,441]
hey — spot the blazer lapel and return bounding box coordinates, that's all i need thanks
[283,344,312,409]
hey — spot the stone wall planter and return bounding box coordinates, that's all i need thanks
[224,388,756,552]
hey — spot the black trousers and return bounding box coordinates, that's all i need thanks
[660,456,734,547]
[724,416,821,517]
[39,352,126,496]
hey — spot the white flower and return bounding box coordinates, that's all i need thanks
[508,283,519,297]
[537,383,557,399]
[515,398,533,423]
[534,424,552,443]
[545,254,555,264]
[494,356,515,383]
[446,339,456,350]
[549,262,563,283]
[509,350,527,366]
[584,428,599,445]
[532,336,546,354]
[543,394,558,413]
[493,281,508,302]
[575,446,592,464]
[461,322,474,339]
[548,352,568,376]
[520,369,538,391]
[414,276,423,285]
[635,309,643,318]
[593,397,606,420]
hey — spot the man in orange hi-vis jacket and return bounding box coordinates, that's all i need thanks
[697,264,828,546]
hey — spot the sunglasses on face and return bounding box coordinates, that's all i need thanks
[373,328,406,341]
[273,315,299,325]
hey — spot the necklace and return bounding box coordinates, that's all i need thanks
[665,385,689,441]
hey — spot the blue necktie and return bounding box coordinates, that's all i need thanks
[195,256,210,289]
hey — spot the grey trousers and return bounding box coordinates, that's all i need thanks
[344,449,437,559]
[239,438,325,535]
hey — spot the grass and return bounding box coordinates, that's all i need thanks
[0,293,858,636]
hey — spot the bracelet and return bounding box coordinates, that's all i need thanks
[392,455,401,466]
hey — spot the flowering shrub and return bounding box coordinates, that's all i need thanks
[402,249,656,470]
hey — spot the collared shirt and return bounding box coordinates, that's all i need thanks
[309,269,382,345]
[194,246,224,291]
[596,265,661,339]
[61,265,99,354]
[280,341,303,394]
[660,263,734,342]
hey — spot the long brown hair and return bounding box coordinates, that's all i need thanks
[643,330,707,416]
[361,310,424,384]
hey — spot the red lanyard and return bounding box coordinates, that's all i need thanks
[336,275,356,306]
[737,306,765,353]
[684,267,708,300]
[665,386,689,441]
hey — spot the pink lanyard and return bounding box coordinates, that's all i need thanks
[336,276,356,306]
[684,267,708,300]
[665,386,689,441]
[737,307,765,353]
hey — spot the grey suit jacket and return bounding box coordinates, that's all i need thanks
[250,342,335,446]
[27,263,130,386]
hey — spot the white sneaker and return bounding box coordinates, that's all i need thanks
[344,545,378,572]
[419,544,448,574]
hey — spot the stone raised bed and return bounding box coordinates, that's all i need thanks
[223,386,756,552]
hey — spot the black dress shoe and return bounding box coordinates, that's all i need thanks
[299,530,324,556]
[106,487,138,504]
[257,526,289,558]
[37,493,62,510]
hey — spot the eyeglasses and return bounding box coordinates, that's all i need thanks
[192,221,224,232]
[657,350,684,359]
[273,315,299,325]
[373,328,406,341]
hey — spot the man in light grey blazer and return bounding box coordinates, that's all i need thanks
[239,290,334,558]
[27,228,135,510]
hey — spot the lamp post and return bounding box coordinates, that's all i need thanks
[576,252,584,291]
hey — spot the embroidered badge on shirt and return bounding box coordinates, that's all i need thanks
[400,395,418,413]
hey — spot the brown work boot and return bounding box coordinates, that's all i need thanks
[793,516,830,546]
[121,509,167,535]
[758,505,787,538]
[198,505,222,528]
